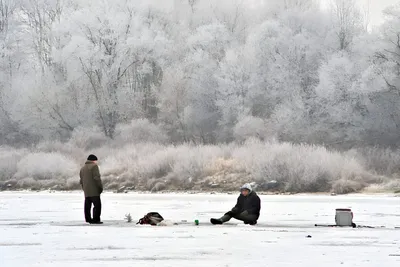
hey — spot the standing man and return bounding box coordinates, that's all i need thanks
[80,154,103,224]
[210,183,261,225]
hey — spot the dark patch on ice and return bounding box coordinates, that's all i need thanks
[136,235,195,239]
[50,220,123,227]
[36,210,59,213]
[341,236,379,240]
[0,218,33,222]
[317,241,378,247]
[196,250,215,256]
[371,213,400,217]
[81,256,199,262]
[197,211,223,214]
[0,243,41,247]
[0,222,40,227]
[261,241,278,243]
[272,230,289,233]
[282,219,315,222]
[67,246,130,251]
[251,229,269,232]
[53,223,88,227]
[8,222,38,226]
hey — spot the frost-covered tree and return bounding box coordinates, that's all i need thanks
[355,3,400,146]
[19,0,63,73]
[216,49,251,142]
[0,0,399,148]
[158,67,189,142]
[183,22,231,143]
[0,0,39,145]
[330,0,363,50]
[314,53,363,145]
[57,1,168,138]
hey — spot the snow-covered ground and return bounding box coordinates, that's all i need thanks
[0,192,399,267]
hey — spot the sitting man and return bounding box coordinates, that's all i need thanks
[211,183,261,225]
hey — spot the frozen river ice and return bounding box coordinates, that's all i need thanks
[0,192,399,267]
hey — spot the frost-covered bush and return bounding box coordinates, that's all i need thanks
[15,152,78,180]
[364,179,400,193]
[98,143,224,189]
[66,177,81,190]
[0,147,27,181]
[135,149,173,179]
[332,179,365,194]
[114,119,168,145]
[96,139,374,193]
[232,139,369,193]
[69,126,109,150]
[16,177,38,189]
[171,145,224,180]
[234,116,269,142]
[351,147,400,176]
[36,141,85,161]
[1,137,393,193]
[382,179,400,192]
[98,143,169,179]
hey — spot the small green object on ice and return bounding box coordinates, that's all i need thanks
[195,219,199,225]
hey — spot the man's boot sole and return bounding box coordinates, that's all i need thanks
[210,218,223,225]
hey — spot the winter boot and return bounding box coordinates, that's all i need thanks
[211,214,231,225]
[210,218,223,225]
[90,221,104,225]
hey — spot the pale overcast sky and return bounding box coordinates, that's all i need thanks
[245,0,399,26]
[321,0,399,26]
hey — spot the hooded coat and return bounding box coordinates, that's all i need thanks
[79,161,103,197]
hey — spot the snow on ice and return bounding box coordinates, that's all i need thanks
[0,192,399,267]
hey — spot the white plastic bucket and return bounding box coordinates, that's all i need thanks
[335,208,353,226]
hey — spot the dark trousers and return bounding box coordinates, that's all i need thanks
[220,211,258,224]
[84,196,102,223]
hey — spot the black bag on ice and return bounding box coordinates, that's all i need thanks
[137,212,164,226]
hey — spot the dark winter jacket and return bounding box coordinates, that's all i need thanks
[231,191,261,218]
[79,161,103,197]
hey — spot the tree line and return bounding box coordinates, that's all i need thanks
[1,0,400,148]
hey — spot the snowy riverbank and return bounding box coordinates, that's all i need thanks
[2,140,400,194]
